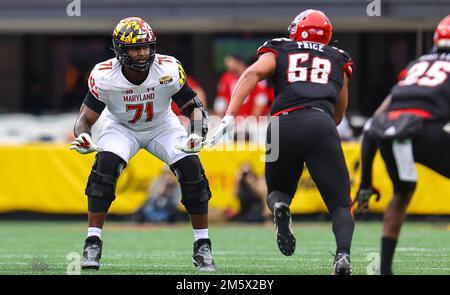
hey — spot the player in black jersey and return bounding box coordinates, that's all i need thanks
[354,15,450,275]
[208,9,355,275]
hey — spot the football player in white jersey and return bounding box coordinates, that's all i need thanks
[70,17,216,272]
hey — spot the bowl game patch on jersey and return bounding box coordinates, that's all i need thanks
[159,75,173,85]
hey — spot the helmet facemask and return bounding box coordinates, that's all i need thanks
[287,9,312,36]
[112,39,156,72]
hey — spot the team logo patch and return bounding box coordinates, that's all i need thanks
[159,75,173,85]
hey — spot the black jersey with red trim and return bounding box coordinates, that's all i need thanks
[257,38,353,116]
[389,50,450,121]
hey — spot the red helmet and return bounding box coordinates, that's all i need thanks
[434,15,450,49]
[288,9,332,45]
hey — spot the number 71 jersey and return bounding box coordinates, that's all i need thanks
[88,54,186,131]
[257,38,353,116]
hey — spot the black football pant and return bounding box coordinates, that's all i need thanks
[379,119,450,195]
[265,108,354,254]
[265,108,351,210]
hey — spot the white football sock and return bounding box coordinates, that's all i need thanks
[87,227,102,239]
[193,229,209,241]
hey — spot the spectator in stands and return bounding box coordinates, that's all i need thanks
[214,54,269,118]
[134,166,182,223]
[245,55,275,117]
[230,162,269,223]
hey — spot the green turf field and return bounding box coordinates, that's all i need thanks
[0,221,449,275]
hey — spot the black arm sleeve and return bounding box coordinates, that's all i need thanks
[359,132,379,189]
[83,91,106,114]
[171,82,197,109]
[172,82,208,136]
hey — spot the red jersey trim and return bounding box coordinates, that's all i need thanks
[257,48,278,59]
[88,75,99,99]
[388,108,432,120]
[271,106,305,117]
[343,61,353,78]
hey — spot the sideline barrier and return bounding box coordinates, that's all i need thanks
[0,143,449,214]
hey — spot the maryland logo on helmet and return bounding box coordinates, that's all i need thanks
[113,17,156,45]
[112,17,157,71]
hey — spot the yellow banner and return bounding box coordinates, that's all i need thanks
[0,143,449,214]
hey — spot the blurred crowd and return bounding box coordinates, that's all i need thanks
[134,162,271,224]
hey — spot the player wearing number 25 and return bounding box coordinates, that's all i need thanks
[356,15,450,275]
[208,9,355,274]
[70,17,216,272]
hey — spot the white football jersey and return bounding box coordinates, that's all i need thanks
[88,54,186,131]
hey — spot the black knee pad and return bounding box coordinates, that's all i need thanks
[88,197,113,213]
[170,156,211,215]
[267,190,293,212]
[85,151,126,204]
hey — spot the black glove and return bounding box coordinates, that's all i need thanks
[352,187,381,214]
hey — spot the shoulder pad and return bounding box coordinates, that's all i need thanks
[91,59,116,77]
[331,46,351,59]
[329,46,354,78]
[88,58,118,100]
[257,38,292,56]
[259,38,291,49]
[89,59,118,85]
[155,54,186,89]
[155,54,177,66]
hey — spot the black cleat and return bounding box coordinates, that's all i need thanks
[273,202,296,256]
[81,236,102,270]
[333,253,352,275]
[192,239,217,272]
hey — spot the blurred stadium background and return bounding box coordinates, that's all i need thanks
[0,0,449,274]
